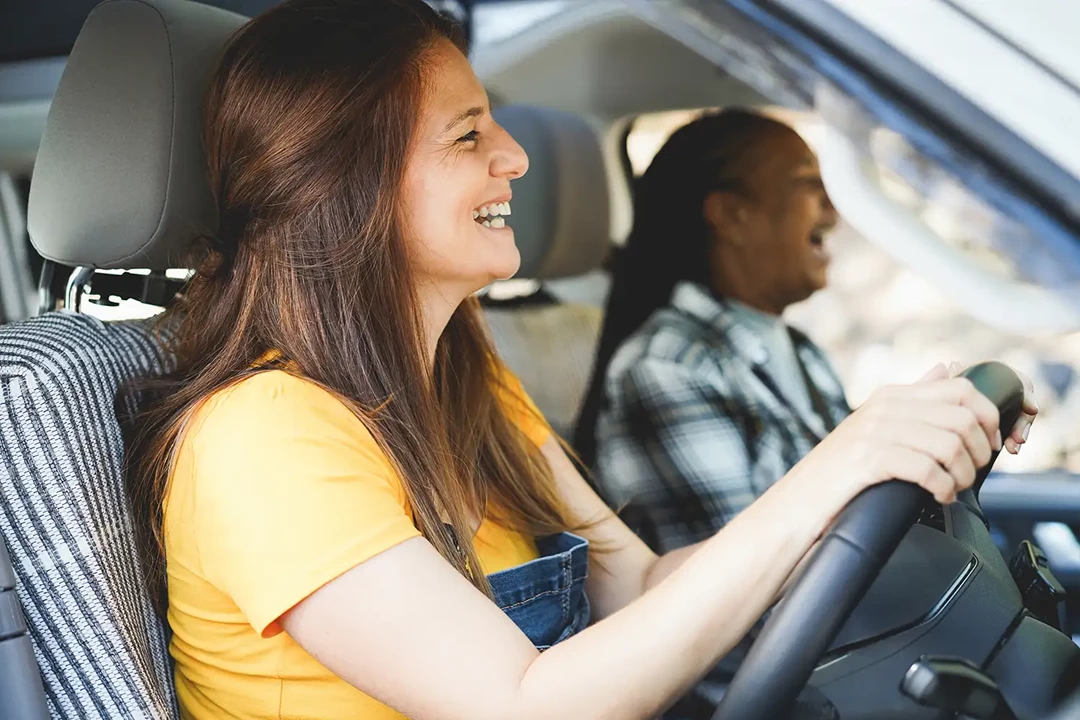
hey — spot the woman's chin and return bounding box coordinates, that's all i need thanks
[454,259,522,298]
[448,238,521,294]
[488,248,523,283]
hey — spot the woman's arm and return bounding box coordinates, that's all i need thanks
[284,462,830,720]
[541,436,815,619]
[539,438,733,618]
[281,371,1009,720]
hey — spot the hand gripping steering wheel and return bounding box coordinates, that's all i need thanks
[712,362,1025,720]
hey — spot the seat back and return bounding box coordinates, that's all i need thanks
[483,105,610,438]
[485,292,604,440]
[0,314,175,718]
[0,533,49,719]
[2,0,246,717]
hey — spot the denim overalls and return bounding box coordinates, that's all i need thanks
[488,532,591,649]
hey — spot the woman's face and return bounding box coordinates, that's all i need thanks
[402,40,529,301]
[707,126,839,312]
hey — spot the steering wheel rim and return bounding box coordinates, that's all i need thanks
[711,362,1025,720]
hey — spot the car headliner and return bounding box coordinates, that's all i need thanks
[0,0,524,63]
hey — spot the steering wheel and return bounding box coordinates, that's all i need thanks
[712,362,1026,720]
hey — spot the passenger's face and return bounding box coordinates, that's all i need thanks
[710,127,838,311]
[402,40,529,301]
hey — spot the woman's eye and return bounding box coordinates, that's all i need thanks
[458,129,480,144]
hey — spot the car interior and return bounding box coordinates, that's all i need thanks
[1,1,1079,719]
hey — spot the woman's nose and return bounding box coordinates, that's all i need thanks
[492,124,529,180]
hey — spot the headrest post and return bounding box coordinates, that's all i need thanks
[36,260,56,316]
[64,266,94,312]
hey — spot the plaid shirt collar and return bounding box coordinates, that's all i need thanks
[670,282,778,368]
[669,281,847,439]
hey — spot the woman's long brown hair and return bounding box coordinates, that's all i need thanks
[126,0,574,614]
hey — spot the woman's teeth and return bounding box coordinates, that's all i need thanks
[473,201,512,228]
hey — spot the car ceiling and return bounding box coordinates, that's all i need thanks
[0,0,520,62]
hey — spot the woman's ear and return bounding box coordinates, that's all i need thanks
[703,191,743,246]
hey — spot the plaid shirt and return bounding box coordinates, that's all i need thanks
[594,282,852,554]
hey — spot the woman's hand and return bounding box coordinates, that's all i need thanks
[946,361,1038,455]
[791,363,1023,508]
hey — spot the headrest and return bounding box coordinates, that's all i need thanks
[494,105,610,279]
[27,0,245,270]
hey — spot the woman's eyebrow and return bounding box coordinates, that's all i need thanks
[442,105,486,133]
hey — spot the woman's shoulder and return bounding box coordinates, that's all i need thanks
[182,369,381,461]
[171,369,410,523]
[195,368,348,421]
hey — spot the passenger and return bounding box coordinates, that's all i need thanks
[125,3,1036,719]
[577,109,850,553]
[574,110,857,717]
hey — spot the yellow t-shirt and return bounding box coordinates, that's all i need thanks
[164,368,551,720]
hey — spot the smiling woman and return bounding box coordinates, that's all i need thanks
[124,2,579,716]
[575,109,843,476]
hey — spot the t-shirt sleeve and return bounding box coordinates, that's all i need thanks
[186,371,421,638]
[494,365,552,448]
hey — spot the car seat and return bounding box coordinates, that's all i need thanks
[0,1,245,717]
